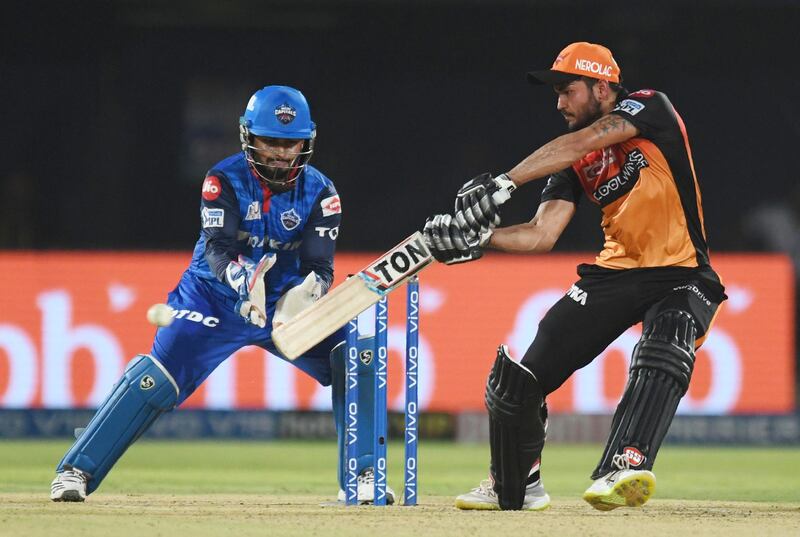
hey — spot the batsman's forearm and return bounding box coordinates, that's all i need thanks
[506,133,587,186]
[487,222,557,253]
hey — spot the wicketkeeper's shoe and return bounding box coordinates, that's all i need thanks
[336,468,396,505]
[50,468,88,502]
[582,469,656,511]
[455,478,551,511]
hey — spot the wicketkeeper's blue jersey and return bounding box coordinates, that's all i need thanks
[188,152,341,314]
[151,153,344,403]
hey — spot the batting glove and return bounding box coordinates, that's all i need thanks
[423,214,490,265]
[226,254,276,328]
[454,172,516,234]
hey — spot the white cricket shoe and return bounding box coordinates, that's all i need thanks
[455,478,551,511]
[337,468,396,505]
[50,468,88,502]
[582,468,656,511]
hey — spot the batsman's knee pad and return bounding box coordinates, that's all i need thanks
[593,310,696,479]
[485,345,546,510]
[57,354,179,494]
[330,336,376,490]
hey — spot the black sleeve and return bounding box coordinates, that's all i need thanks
[540,167,582,205]
[297,185,341,292]
[610,90,680,143]
[200,172,241,283]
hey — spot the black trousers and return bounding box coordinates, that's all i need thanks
[521,263,726,396]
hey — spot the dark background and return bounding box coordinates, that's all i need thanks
[1,0,798,253]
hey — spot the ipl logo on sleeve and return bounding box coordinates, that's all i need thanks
[202,207,225,228]
[614,99,645,116]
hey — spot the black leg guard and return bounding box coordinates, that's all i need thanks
[592,310,696,479]
[485,345,546,510]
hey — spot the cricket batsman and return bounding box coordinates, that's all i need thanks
[423,42,726,511]
[50,85,394,504]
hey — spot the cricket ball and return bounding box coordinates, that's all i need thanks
[146,303,174,327]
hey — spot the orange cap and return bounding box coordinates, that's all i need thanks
[527,42,621,85]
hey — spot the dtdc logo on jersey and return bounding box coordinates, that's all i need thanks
[614,99,645,116]
[274,103,297,125]
[280,208,301,230]
[202,207,225,228]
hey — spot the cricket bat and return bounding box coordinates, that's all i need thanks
[272,231,433,360]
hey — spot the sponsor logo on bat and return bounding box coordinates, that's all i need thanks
[362,233,431,291]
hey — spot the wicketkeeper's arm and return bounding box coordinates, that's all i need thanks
[291,186,341,293]
[199,172,243,282]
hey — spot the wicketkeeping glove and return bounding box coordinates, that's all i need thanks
[272,271,323,328]
[423,214,491,265]
[225,254,276,328]
[454,172,516,234]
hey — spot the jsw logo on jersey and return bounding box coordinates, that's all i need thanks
[247,235,302,251]
[567,284,588,305]
[172,309,220,327]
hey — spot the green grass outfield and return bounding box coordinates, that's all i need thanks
[2,440,799,537]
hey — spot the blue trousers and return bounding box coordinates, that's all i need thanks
[153,271,343,405]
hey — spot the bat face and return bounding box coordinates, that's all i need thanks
[361,232,432,294]
[272,231,433,359]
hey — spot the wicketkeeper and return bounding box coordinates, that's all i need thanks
[50,85,393,505]
[423,42,726,511]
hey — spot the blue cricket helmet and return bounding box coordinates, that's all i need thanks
[239,85,316,188]
[240,85,316,138]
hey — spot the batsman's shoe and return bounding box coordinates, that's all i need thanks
[455,478,551,511]
[582,469,656,511]
[337,468,396,505]
[50,468,88,502]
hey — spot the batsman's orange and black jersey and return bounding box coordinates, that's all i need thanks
[542,89,709,269]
